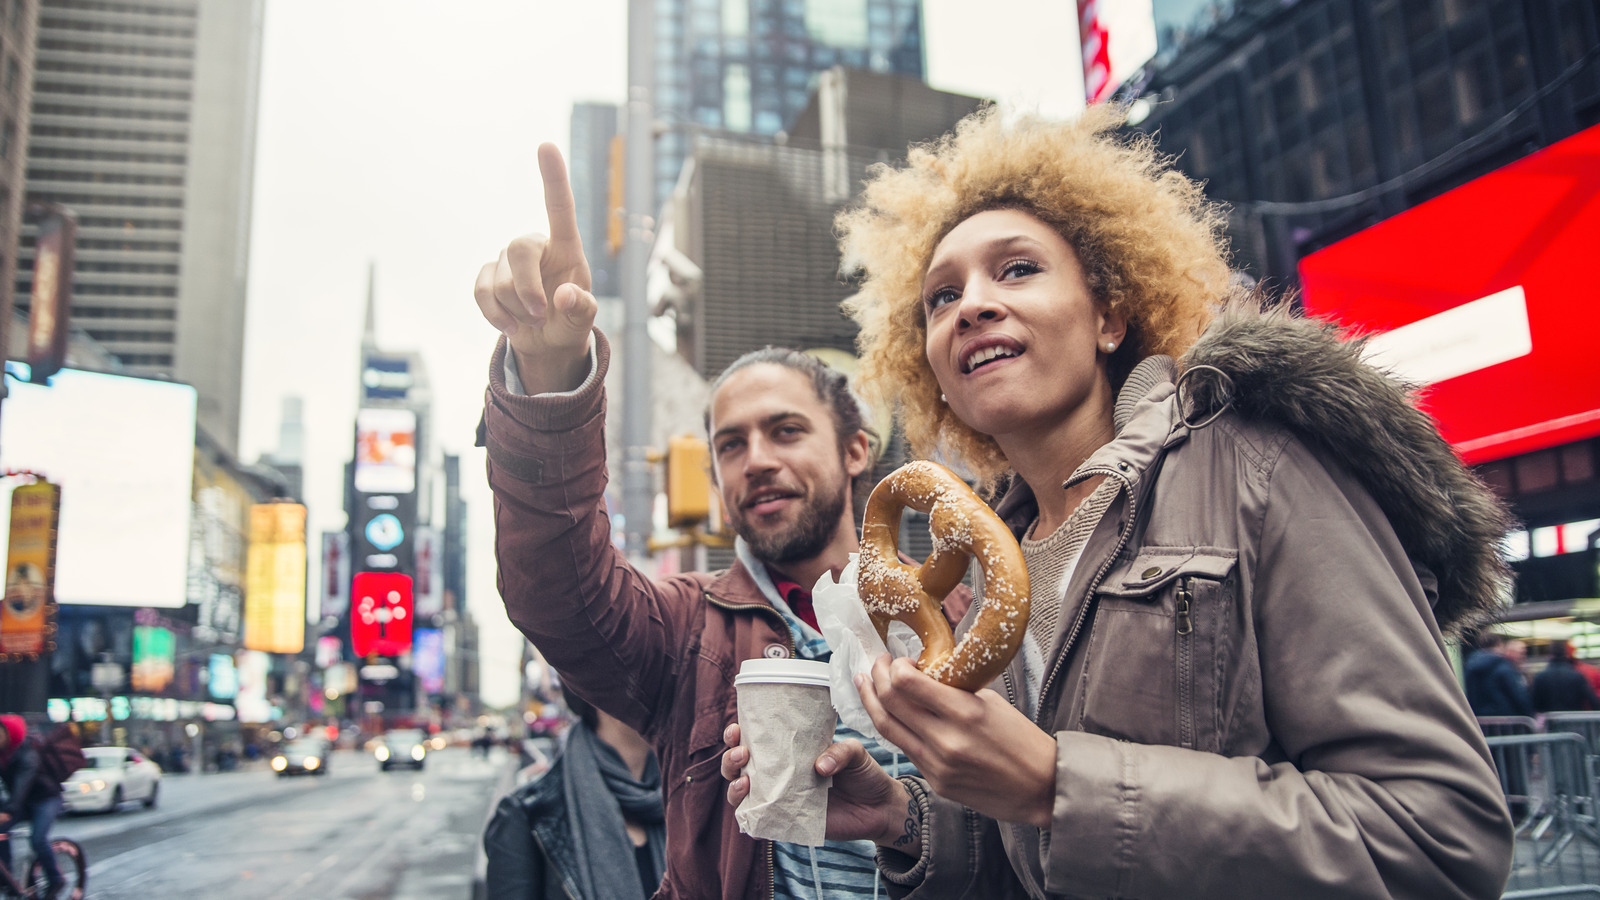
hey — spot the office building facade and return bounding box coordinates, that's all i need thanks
[652,0,925,208]
[1130,0,1599,283]
[1123,0,1600,663]
[15,0,264,453]
[0,0,37,370]
[570,101,623,298]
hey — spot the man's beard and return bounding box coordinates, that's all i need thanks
[734,478,848,565]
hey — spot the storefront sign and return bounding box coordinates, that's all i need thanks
[2,480,60,656]
[243,503,307,654]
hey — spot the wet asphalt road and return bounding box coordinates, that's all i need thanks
[57,746,504,899]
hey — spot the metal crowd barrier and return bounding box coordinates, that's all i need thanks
[1489,732,1600,898]
[1546,713,1600,757]
[1482,716,1546,738]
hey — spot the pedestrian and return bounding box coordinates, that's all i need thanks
[1466,631,1537,719]
[484,687,665,900]
[724,104,1514,898]
[473,143,967,900]
[1533,641,1600,712]
[0,715,65,899]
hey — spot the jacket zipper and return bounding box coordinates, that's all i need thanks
[1033,468,1137,728]
[707,588,792,900]
[767,838,777,900]
[706,592,798,658]
[1176,576,1195,750]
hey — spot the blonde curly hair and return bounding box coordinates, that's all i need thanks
[840,104,1233,487]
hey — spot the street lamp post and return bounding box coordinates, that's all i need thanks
[620,0,657,563]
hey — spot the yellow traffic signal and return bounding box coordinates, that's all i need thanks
[607,135,625,257]
[665,434,711,527]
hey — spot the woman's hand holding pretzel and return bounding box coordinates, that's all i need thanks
[858,655,1057,828]
[473,143,597,394]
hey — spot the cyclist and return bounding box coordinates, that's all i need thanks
[0,715,64,900]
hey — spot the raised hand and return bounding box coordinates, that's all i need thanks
[720,723,916,851]
[858,655,1057,828]
[474,143,598,394]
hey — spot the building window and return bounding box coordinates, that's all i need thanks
[0,119,14,161]
[723,0,748,38]
[805,0,869,49]
[4,58,16,96]
[724,64,751,131]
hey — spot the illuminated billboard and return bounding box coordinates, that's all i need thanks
[209,653,238,700]
[351,572,413,657]
[0,365,198,607]
[1080,0,1156,104]
[235,650,273,724]
[243,503,307,654]
[1300,123,1600,464]
[319,531,351,619]
[2,481,60,657]
[414,628,444,695]
[131,626,175,692]
[414,527,442,618]
[354,408,417,494]
[361,355,413,402]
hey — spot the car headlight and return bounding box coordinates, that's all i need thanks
[272,756,287,771]
[305,757,320,770]
[375,746,390,761]
[90,779,107,792]
[411,745,425,761]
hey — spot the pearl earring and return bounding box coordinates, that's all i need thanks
[1105,342,1116,352]
[940,393,947,402]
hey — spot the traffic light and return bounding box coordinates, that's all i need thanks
[665,434,711,527]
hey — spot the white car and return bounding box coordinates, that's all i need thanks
[63,746,162,814]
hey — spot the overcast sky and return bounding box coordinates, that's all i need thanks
[239,0,1083,709]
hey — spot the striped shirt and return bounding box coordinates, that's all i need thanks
[739,542,915,900]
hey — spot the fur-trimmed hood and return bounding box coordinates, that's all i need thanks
[1177,303,1513,634]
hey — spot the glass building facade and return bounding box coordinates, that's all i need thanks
[652,0,924,207]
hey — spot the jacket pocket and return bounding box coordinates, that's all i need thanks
[1077,547,1238,752]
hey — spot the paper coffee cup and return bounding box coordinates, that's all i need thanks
[733,658,835,846]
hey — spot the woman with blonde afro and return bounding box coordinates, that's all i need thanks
[721,105,1515,898]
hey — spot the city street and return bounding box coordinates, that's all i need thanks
[56,746,502,900]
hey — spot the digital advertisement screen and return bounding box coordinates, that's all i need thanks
[413,628,444,695]
[1300,123,1600,464]
[209,653,238,700]
[354,408,417,494]
[0,364,198,607]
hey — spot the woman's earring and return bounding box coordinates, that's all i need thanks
[940,393,947,402]
[1105,342,1116,352]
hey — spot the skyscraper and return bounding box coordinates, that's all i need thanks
[569,101,622,298]
[0,0,38,371]
[652,0,925,207]
[15,0,264,454]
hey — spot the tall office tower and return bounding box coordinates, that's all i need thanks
[569,102,622,298]
[0,0,38,369]
[15,0,264,454]
[652,0,925,208]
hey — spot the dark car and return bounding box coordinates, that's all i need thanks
[376,729,427,771]
[272,738,332,777]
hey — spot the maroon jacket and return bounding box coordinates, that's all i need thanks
[481,331,789,900]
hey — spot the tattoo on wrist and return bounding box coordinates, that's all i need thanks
[893,795,919,848]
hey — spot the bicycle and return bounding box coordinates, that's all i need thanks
[0,826,86,900]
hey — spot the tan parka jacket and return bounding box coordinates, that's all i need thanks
[879,307,1514,899]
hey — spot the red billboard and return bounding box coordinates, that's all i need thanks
[1299,123,1600,464]
[350,572,413,657]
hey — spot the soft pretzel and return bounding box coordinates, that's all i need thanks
[857,460,1029,692]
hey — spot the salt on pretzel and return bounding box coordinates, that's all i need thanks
[857,460,1029,692]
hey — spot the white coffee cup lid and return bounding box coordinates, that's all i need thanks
[734,658,831,687]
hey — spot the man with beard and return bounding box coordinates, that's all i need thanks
[476,145,958,900]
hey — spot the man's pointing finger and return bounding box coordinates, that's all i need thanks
[537,142,582,246]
